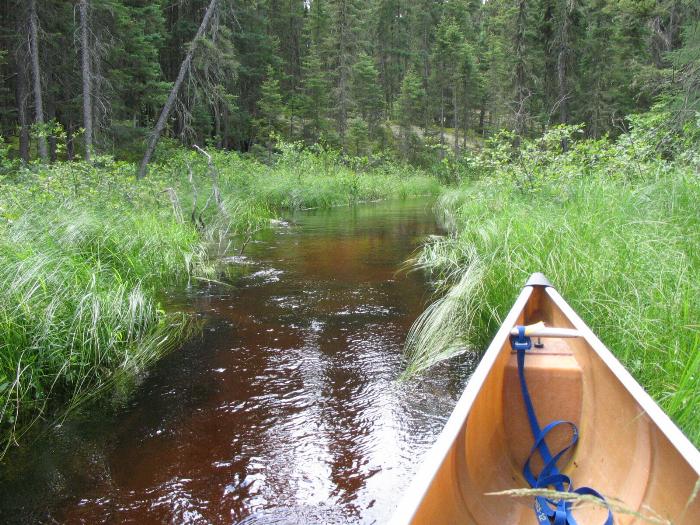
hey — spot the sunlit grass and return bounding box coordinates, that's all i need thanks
[0,145,441,455]
[404,170,700,444]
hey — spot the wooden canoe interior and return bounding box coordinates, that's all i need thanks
[400,285,700,525]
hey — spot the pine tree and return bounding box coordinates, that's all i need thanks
[554,0,581,127]
[396,67,426,154]
[347,116,370,156]
[667,20,700,129]
[230,0,283,150]
[328,0,365,148]
[513,0,530,135]
[299,46,331,143]
[580,0,620,136]
[352,53,384,133]
[374,0,410,113]
[255,65,285,157]
[107,1,167,131]
[431,17,472,154]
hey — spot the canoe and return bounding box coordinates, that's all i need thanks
[391,273,700,525]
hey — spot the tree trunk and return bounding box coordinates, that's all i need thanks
[513,0,528,137]
[80,0,93,161]
[137,0,219,179]
[478,103,485,136]
[28,0,48,161]
[422,21,430,133]
[336,0,350,148]
[557,0,572,126]
[66,122,75,161]
[213,102,222,148]
[13,30,30,163]
[223,103,230,149]
[439,87,445,159]
[47,103,57,162]
[453,86,459,156]
[462,102,468,149]
[541,0,555,125]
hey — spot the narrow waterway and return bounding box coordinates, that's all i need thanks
[2,199,468,524]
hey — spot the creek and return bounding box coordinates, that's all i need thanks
[1,199,467,524]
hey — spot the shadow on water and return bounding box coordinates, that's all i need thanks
[0,199,475,524]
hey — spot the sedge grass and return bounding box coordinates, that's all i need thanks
[0,206,206,455]
[0,144,441,455]
[403,167,700,444]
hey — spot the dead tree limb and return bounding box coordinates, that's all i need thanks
[79,0,93,161]
[163,188,184,223]
[28,0,48,161]
[137,0,219,179]
[194,144,225,215]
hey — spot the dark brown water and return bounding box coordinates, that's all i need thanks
[1,199,467,524]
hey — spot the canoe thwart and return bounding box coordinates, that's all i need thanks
[509,322,582,339]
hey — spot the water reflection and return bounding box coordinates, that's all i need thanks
[1,199,470,524]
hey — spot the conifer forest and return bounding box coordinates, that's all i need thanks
[0,1,699,522]
[0,0,695,161]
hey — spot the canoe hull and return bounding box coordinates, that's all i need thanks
[392,278,700,525]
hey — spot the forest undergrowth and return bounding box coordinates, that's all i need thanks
[402,110,700,445]
[0,142,439,456]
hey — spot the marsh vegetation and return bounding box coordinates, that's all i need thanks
[0,145,438,454]
[403,114,700,445]
[0,0,698,471]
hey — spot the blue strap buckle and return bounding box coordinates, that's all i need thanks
[510,325,532,352]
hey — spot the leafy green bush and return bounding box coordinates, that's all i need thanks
[404,115,700,444]
[0,143,440,455]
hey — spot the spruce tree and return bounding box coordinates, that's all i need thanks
[299,47,331,143]
[352,53,385,134]
[396,67,426,154]
[255,66,285,158]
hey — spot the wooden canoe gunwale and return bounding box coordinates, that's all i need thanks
[391,275,700,525]
[390,283,535,525]
[545,286,700,475]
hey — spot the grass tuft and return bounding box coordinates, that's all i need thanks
[403,126,700,445]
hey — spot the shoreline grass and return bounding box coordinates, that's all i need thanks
[403,123,700,445]
[0,145,440,456]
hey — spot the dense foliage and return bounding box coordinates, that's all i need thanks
[0,1,698,163]
[403,108,700,444]
[0,146,438,455]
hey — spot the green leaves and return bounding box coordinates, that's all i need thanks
[404,113,700,444]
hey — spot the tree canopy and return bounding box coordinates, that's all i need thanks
[0,0,698,163]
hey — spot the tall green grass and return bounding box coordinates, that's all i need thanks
[404,125,700,444]
[0,204,206,455]
[160,143,441,211]
[0,144,440,455]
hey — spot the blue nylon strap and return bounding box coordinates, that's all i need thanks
[510,326,613,525]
